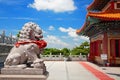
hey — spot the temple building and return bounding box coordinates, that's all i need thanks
[76,0,120,65]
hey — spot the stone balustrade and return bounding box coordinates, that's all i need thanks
[0,44,13,53]
[0,31,18,44]
[41,54,87,61]
[0,53,87,63]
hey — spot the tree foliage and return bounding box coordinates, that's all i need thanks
[43,48,61,55]
[71,41,90,55]
[17,31,20,38]
[43,41,90,56]
[61,48,70,57]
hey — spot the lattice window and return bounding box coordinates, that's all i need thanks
[115,2,120,9]
[117,3,120,8]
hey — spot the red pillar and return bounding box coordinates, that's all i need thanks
[102,33,108,54]
[89,42,95,61]
[93,42,95,59]
[97,40,101,56]
[96,41,99,56]
[110,39,116,65]
[119,40,120,57]
[89,42,92,61]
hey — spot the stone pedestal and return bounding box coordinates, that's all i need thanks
[0,66,49,80]
[0,74,48,80]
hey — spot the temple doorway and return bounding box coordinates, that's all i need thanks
[110,39,120,65]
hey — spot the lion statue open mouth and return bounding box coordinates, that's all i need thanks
[4,22,47,68]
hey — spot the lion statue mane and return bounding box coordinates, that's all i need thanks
[4,22,47,68]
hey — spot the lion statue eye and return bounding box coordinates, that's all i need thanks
[38,33,41,35]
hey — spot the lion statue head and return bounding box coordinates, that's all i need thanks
[18,22,43,42]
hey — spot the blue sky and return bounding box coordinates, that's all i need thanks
[0,0,92,49]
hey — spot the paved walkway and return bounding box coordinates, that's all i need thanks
[45,61,120,80]
[0,61,120,80]
[87,62,120,80]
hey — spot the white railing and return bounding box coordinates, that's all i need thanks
[0,53,87,62]
[0,31,18,44]
[41,54,87,61]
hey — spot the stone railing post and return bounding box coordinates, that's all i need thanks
[50,52,52,60]
[60,53,62,60]
[9,33,12,44]
[79,53,82,60]
[2,30,5,43]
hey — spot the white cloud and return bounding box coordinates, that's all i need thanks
[28,0,77,13]
[42,29,47,34]
[44,35,69,49]
[59,27,78,38]
[73,38,79,41]
[73,36,89,41]
[59,27,67,32]
[79,36,89,41]
[48,26,55,30]
[59,27,89,41]
[12,35,17,38]
[43,28,89,49]
[61,36,69,39]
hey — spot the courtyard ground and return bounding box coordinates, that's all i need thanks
[45,61,120,80]
[0,61,120,80]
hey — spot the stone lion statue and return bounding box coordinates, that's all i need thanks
[4,22,47,68]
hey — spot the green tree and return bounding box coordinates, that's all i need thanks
[61,48,70,57]
[71,47,81,55]
[43,48,51,55]
[43,41,89,56]
[17,31,20,38]
[71,41,90,55]
[43,48,61,55]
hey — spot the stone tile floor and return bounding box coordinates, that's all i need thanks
[45,61,120,80]
[0,61,120,80]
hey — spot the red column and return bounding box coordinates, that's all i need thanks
[89,42,92,61]
[119,40,120,57]
[89,42,95,61]
[114,40,116,65]
[93,42,95,57]
[94,41,97,56]
[110,39,116,65]
[110,39,114,56]
[92,42,94,60]
[102,33,108,54]
[96,41,99,56]
[93,41,96,60]
[97,40,101,56]
[95,42,97,56]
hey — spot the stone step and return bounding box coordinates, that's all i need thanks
[1,68,46,75]
[0,72,49,80]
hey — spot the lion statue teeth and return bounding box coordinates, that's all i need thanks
[4,22,47,68]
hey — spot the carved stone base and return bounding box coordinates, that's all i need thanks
[0,72,49,80]
[1,67,46,75]
[0,67,49,80]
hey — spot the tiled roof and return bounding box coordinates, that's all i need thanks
[87,0,110,11]
[87,12,120,21]
[76,23,87,35]
[76,12,120,35]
